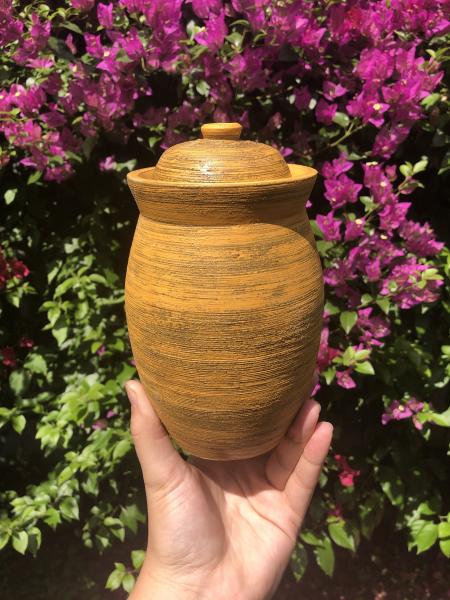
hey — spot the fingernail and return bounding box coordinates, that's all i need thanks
[125,381,138,407]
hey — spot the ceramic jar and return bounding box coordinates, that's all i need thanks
[126,122,323,460]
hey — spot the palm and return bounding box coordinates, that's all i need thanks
[127,380,332,600]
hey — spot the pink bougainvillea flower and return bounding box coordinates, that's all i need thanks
[357,308,390,347]
[324,174,362,209]
[99,156,117,171]
[19,336,34,348]
[10,259,29,279]
[328,504,343,519]
[70,0,95,11]
[189,0,222,18]
[315,98,337,125]
[378,201,411,232]
[316,212,342,241]
[344,217,365,241]
[336,369,356,389]
[92,418,108,431]
[382,397,424,429]
[323,81,347,101]
[322,153,353,179]
[294,86,311,110]
[399,221,444,256]
[195,9,227,52]
[317,326,340,372]
[334,454,360,487]
[97,3,114,28]
[1,346,17,368]
[380,260,443,309]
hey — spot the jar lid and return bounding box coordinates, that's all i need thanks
[129,122,316,187]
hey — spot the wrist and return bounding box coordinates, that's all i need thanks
[129,564,214,600]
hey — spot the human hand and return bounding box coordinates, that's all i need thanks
[125,380,333,600]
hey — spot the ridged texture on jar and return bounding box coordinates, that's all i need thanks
[125,123,323,459]
[151,139,291,184]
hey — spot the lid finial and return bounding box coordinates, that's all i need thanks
[201,122,242,141]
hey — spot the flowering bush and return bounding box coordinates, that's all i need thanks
[1,0,449,593]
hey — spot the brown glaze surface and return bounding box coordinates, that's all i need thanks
[125,123,323,460]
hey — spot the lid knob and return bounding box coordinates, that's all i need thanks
[201,122,242,141]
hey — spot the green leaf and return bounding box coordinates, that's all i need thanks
[354,349,371,361]
[377,467,404,507]
[28,527,42,555]
[116,363,136,385]
[12,415,26,434]
[359,492,384,539]
[324,301,339,315]
[354,361,375,375]
[360,293,373,306]
[427,406,450,427]
[0,531,11,550]
[54,277,76,298]
[12,531,28,555]
[106,569,124,591]
[439,538,450,558]
[328,521,356,551]
[438,521,450,558]
[316,240,334,255]
[60,497,79,521]
[415,522,438,554]
[27,170,42,185]
[399,162,413,177]
[24,353,47,375]
[300,530,322,546]
[195,80,210,97]
[122,573,135,594]
[421,93,440,109]
[225,31,244,50]
[52,324,68,346]
[332,112,350,128]
[413,158,428,174]
[44,507,62,529]
[120,504,146,534]
[438,521,450,538]
[61,22,83,35]
[322,367,336,385]
[340,311,358,334]
[376,297,390,314]
[341,346,356,366]
[4,188,17,204]
[290,542,308,582]
[131,549,146,570]
[314,536,334,577]
[9,369,28,396]
[113,439,132,460]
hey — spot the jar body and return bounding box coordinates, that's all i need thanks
[125,208,323,460]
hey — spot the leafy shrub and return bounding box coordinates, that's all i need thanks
[1,0,449,593]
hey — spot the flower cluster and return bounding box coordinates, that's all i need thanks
[382,397,425,430]
[0,246,29,288]
[1,336,34,369]
[0,0,447,180]
[317,154,444,388]
[334,454,361,488]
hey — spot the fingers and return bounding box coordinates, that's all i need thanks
[265,398,322,490]
[125,380,188,493]
[284,421,333,521]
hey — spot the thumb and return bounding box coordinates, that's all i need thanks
[125,380,188,492]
